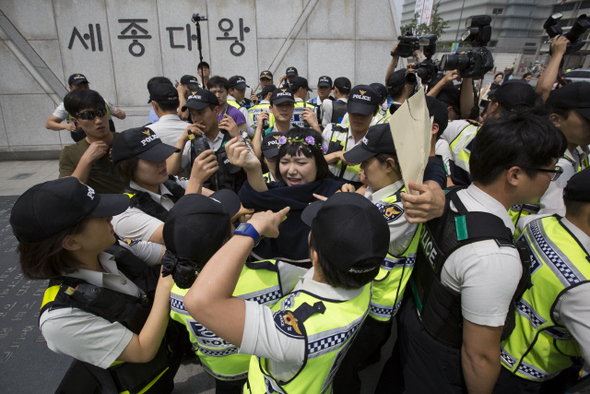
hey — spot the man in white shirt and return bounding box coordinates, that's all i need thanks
[388,113,567,394]
[146,83,189,147]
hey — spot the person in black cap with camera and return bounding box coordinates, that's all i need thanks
[180,88,246,193]
[494,167,590,392]
[46,73,125,142]
[248,84,276,131]
[322,84,381,188]
[165,191,306,394]
[11,177,177,394]
[290,76,319,130]
[197,61,210,87]
[110,125,218,245]
[321,77,352,127]
[183,192,390,393]
[176,74,201,122]
[250,70,274,105]
[278,66,298,88]
[251,88,297,160]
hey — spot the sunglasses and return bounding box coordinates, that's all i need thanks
[74,108,107,120]
[521,165,564,181]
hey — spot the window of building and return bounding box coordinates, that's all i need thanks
[553,3,576,12]
[581,0,590,9]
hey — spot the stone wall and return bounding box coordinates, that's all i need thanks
[0,0,400,159]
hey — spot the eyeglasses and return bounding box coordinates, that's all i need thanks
[521,165,563,181]
[74,108,107,120]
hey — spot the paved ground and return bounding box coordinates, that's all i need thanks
[0,159,588,394]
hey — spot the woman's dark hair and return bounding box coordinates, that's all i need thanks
[18,220,88,280]
[115,157,140,184]
[64,89,105,116]
[494,72,504,80]
[522,72,532,80]
[375,153,398,167]
[274,128,330,184]
[310,233,380,290]
[470,113,567,185]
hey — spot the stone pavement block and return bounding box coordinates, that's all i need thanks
[356,0,397,40]
[0,41,46,94]
[0,0,58,40]
[355,40,394,85]
[156,0,210,82]
[28,40,66,86]
[254,0,304,39]
[308,40,355,83]
[0,94,63,147]
[104,0,162,107]
[206,0,259,87]
[307,0,356,40]
[53,0,117,104]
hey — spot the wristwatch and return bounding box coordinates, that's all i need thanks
[234,223,261,245]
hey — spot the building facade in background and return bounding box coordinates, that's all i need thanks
[0,0,401,159]
[401,0,590,74]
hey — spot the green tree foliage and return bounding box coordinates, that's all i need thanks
[400,2,450,38]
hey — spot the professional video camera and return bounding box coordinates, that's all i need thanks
[392,31,420,58]
[439,15,494,79]
[544,13,590,54]
[405,34,438,85]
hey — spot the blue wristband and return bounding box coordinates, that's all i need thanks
[234,223,261,245]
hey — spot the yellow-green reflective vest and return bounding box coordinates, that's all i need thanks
[245,284,372,394]
[500,215,590,381]
[248,103,275,129]
[326,126,361,183]
[292,100,314,128]
[508,203,541,240]
[448,123,479,175]
[170,260,285,381]
[370,191,420,322]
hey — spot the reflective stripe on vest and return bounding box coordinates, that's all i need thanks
[327,126,361,182]
[448,124,479,174]
[248,103,274,128]
[291,101,315,128]
[170,260,284,381]
[369,190,420,321]
[246,284,371,394]
[500,215,590,381]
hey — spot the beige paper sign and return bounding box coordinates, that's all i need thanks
[388,88,433,195]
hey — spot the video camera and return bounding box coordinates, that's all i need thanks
[393,31,420,58]
[544,13,590,54]
[439,15,494,79]
[191,13,208,22]
[405,34,438,85]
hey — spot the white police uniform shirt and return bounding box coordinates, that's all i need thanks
[442,184,522,327]
[435,139,452,178]
[146,114,189,147]
[111,178,189,241]
[39,252,141,369]
[365,180,417,256]
[239,267,361,382]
